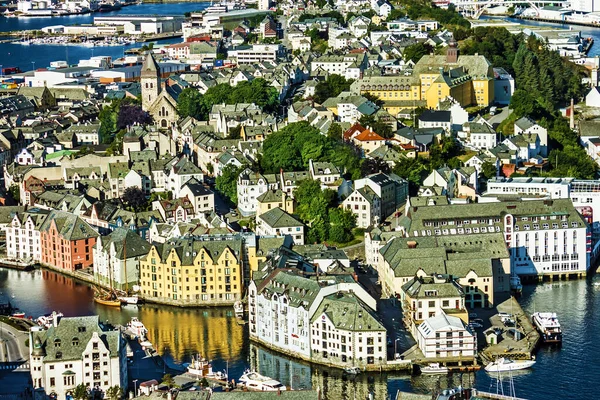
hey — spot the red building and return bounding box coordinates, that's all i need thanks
[40,210,98,272]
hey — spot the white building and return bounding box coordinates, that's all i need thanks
[417,312,476,359]
[178,179,215,214]
[311,54,368,81]
[460,120,497,150]
[92,228,151,291]
[237,169,279,216]
[514,116,548,157]
[5,209,49,262]
[165,156,204,198]
[342,186,381,228]
[29,315,128,399]
[256,207,305,245]
[586,86,600,107]
[248,266,380,368]
[228,44,283,64]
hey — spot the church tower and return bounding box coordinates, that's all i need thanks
[141,52,161,112]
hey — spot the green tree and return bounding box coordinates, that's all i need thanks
[73,383,88,400]
[314,75,354,104]
[106,386,123,400]
[327,123,343,140]
[8,184,20,203]
[162,373,175,388]
[403,42,433,63]
[228,126,242,139]
[481,161,497,179]
[294,179,337,243]
[215,164,244,204]
[328,208,356,243]
[176,87,204,119]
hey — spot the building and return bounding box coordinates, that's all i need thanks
[256,189,294,216]
[92,228,152,291]
[400,274,468,336]
[342,185,381,228]
[405,199,590,278]
[514,116,548,157]
[139,235,244,305]
[493,67,515,105]
[418,110,452,131]
[29,315,128,399]
[416,312,476,359]
[228,44,284,64]
[248,262,382,368]
[5,208,50,262]
[237,169,279,216]
[375,233,510,307]
[256,207,305,245]
[140,52,178,129]
[355,173,409,220]
[39,211,99,272]
[311,54,369,81]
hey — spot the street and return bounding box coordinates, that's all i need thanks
[0,321,31,395]
[487,106,512,129]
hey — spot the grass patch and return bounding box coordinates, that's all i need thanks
[458,150,477,162]
[0,316,30,332]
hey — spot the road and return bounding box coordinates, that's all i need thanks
[0,322,28,363]
[487,107,512,128]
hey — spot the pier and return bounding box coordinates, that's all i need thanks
[479,297,540,364]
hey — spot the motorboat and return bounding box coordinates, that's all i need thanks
[119,294,139,305]
[532,312,562,343]
[343,366,361,375]
[233,300,244,318]
[485,357,536,372]
[11,312,25,318]
[127,317,148,339]
[185,355,227,380]
[510,275,523,294]
[421,363,449,375]
[36,311,63,328]
[238,370,286,391]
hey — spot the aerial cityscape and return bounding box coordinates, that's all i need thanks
[0,0,599,398]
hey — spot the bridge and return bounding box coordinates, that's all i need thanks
[452,0,568,19]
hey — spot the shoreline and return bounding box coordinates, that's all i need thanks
[517,15,600,30]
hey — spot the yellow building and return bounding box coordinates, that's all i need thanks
[245,235,291,278]
[139,236,244,306]
[256,189,295,216]
[353,41,495,114]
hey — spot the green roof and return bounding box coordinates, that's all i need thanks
[96,228,151,260]
[311,292,385,332]
[144,236,243,266]
[259,207,303,228]
[39,210,99,241]
[401,275,464,299]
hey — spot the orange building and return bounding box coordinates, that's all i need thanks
[40,210,99,272]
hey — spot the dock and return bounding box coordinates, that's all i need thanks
[0,258,36,271]
[479,297,540,364]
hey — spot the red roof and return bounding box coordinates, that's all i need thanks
[343,122,367,141]
[354,129,385,142]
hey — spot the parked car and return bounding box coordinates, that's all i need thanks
[469,312,478,319]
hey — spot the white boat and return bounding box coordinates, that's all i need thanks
[119,294,139,305]
[532,312,562,343]
[343,366,361,375]
[485,357,536,372]
[185,355,227,380]
[127,317,148,339]
[233,300,244,318]
[238,370,287,391]
[421,363,449,375]
[36,311,63,328]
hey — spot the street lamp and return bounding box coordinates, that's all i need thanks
[394,338,401,359]
[133,379,138,397]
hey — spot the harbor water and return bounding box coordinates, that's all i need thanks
[0,266,598,399]
[0,2,210,71]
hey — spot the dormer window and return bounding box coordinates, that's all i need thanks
[54,339,61,348]
[72,338,79,346]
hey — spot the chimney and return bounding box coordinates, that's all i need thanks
[446,38,458,64]
[570,98,575,130]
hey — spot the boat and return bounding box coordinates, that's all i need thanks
[532,312,562,343]
[510,275,523,294]
[36,311,63,328]
[238,370,287,391]
[421,363,449,375]
[484,357,536,372]
[119,294,139,305]
[343,366,361,375]
[94,296,121,307]
[233,300,244,318]
[127,317,148,339]
[185,354,227,380]
[11,312,25,318]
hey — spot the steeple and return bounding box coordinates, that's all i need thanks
[141,51,160,79]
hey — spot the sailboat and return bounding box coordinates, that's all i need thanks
[94,238,121,307]
[117,235,141,305]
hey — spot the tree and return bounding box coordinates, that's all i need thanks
[328,208,356,244]
[314,75,354,104]
[73,383,88,400]
[122,187,147,212]
[176,87,204,119]
[228,126,242,139]
[481,161,497,179]
[162,373,175,388]
[8,184,20,203]
[403,42,433,63]
[327,123,343,140]
[215,164,244,204]
[117,104,151,130]
[106,386,123,400]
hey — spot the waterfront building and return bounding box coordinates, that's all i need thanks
[139,235,244,305]
[92,228,152,291]
[400,274,468,336]
[416,312,476,359]
[5,208,50,262]
[248,263,382,368]
[29,315,128,398]
[39,210,99,272]
[405,199,590,278]
[373,232,510,307]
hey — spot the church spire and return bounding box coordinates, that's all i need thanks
[141,51,160,78]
